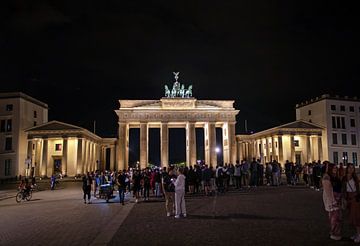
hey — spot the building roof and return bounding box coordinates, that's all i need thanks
[278,121,323,130]
[296,94,360,108]
[25,120,102,141]
[0,92,48,108]
[237,120,324,141]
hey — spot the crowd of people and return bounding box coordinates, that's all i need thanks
[322,162,360,243]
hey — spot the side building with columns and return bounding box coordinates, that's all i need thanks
[25,121,117,177]
[236,120,324,166]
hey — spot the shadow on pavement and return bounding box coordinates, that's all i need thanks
[187,213,296,221]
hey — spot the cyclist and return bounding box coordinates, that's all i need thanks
[18,179,31,196]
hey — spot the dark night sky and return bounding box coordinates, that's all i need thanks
[1,1,359,139]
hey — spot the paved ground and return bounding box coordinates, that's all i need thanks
[0,183,357,246]
[110,186,356,246]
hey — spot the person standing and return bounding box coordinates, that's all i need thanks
[173,167,186,218]
[117,170,126,205]
[342,163,360,242]
[162,167,176,216]
[322,164,342,241]
[82,172,92,204]
[234,161,242,189]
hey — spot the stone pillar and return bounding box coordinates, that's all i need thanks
[110,145,115,171]
[26,140,33,177]
[186,122,197,166]
[265,137,270,162]
[277,136,283,164]
[306,135,312,163]
[118,122,128,171]
[290,135,295,163]
[237,140,242,162]
[41,139,48,177]
[204,123,210,165]
[317,135,323,161]
[161,122,169,167]
[222,123,230,164]
[140,123,148,169]
[76,138,83,175]
[271,136,276,161]
[62,138,68,176]
[209,123,217,166]
[228,122,237,164]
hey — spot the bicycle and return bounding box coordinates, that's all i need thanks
[16,189,32,203]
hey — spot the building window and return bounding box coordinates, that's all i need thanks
[6,119,12,132]
[342,152,348,164]
[294,140,299,147]
[333,152,338,164]
[333,116,346,129]
[6,104,13,111]
[332,133,338,144]
[350,106,355,112]
[353,152,358,166]
[341,117,346,129]
[55,144,62,151]
[331,105,336,111]
[350,118,355,127]
[5,137,12,151]
[308,110,312,115]
[332,117,336,128]
[34,111,37,118]
[33,121,37,126]
[340,105,345,111]
[0,120,5,132]
[342,134,347,145]
[5,159,11,176]
[351,134,357,145]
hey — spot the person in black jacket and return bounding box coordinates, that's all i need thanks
[117,170,127,205]
[82,172,92,204]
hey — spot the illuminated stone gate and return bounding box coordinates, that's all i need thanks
[115,73,239,170]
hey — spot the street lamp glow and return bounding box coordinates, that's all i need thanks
[215,147,220,153]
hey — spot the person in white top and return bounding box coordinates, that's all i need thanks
[173,167,186,218]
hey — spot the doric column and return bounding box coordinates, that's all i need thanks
[317,135,323,161]
[161,122,169,167]
[222,123,230,164]
[41,139,48,177]
[253,140,258,160]
[265,137,270,162]
[140,122,148,169]
[277,135,284,164]
[237,139,242,162]
[271,136,276,161]
[102,146,107,170]
[62,138,68,176]
[290,135,295,163]
[306,135,311,163]
[209,123,217,166]
[118,122,128,171]
[228,122,237,164]
[110,145,115,171]
[186,122,197,166]
[76,138,83,175]
[205,122,217,166]
[26,140,33,177]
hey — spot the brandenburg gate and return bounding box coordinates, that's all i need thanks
[115,73,239,170]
